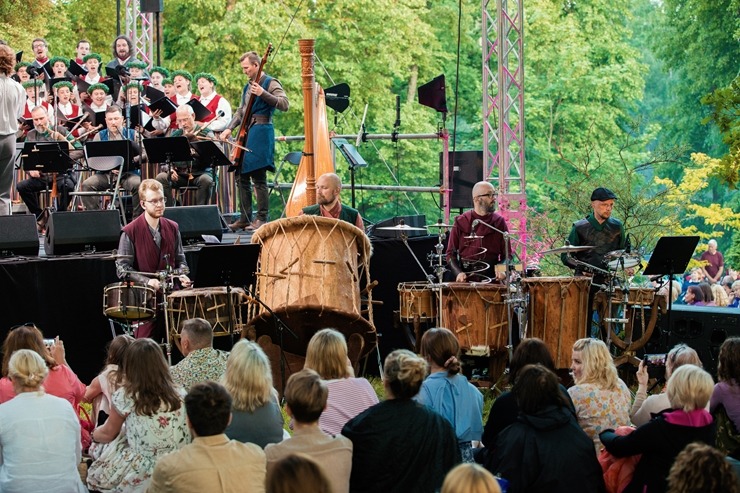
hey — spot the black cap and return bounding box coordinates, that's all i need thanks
[591,187,617,201]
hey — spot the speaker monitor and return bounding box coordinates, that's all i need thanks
[44,210,121,256]
[440,151,483,209]
[140,0,163,12]
[0,215,38,257]
[163,205,223,244]
[664,305,740,376]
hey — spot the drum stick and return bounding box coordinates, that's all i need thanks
[361,280,379,295]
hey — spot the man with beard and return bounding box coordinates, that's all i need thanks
[106,36,138,72]
[446,181,510,283]
[301,172,363,228]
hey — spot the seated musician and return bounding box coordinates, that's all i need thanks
[446,181,510,283]
[301,172,363,229]
[115,179,192,339]
[80,104,143,217]
[154,105,214,206]
[16,105,79,232]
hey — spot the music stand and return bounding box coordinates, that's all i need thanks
[643,235,700,339]
[84,139,140,215]
[21,141,74,217]
[143,137,192,165]
[332,137,367,208]
[191,141,231,168]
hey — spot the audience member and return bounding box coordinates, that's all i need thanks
[304,328,378,436]
[86,338,190,493]
[170,318,228,390]
[84,334,135,426]
[568,338,632,452]
[0,324,85,407]
[266,453,332,493]
[265,369,352,493]
[684,284,705,306]
[631,344,703,426]
[441,463,502,493]
[730,281,740,308]
[222,339,284,448]
[666,442,740,493]
[416,327,483,462]
[342,349,460,493]
[600,364,715,493]
[712,283,730,307]
[0,349,87,493]
[148,381,267,493]
[711,337,740,457]
[701,239,725,284]
[488,364,605,493]
[699,282,715,306]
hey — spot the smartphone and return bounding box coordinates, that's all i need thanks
[43,338,54,348]
[644,353,667,367]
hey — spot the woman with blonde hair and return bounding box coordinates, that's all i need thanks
[631,343,704,426]
[223,339,283,447]
[304,328,378,436]
[568,338,631,451]
[441,463,501,493]
[343,350,459,493]
[0,349,87,493]
[416,327,483,462]
[712,283,729,307]
[600,364,715,493]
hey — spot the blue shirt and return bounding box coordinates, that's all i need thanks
[415,371,483,442]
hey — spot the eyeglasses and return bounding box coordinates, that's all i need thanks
[474,192,496,199]
[144,198,165,206]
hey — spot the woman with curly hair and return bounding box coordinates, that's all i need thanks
[416,327,483,462]
[304,328,378,436]
[667,442,739,493]
[86,338,190,492]
[600,364,715,493]
[342,349,459,493]
[568,338,632,452]
[222,339,284,448]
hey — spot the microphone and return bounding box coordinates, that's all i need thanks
[649,275,664,283]
[27,65,39,78]
[472,219,480,228]
[216,110,225,118]
[116,65,130,77]
[625,234,632,254]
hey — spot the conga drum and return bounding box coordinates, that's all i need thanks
[521,276,591,368]
[247,216,377,362]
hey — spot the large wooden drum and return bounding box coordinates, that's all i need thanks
[167,287,247,338]
[248,216,377,360]
[440,283,508,356]
[522,276,591,368]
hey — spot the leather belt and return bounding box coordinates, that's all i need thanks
[251,115,272,125]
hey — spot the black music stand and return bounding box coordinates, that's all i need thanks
[190,141,231,168]
[84,139,140,216]
[143,137,192,165]
[21,142,75,216]
[643,235,700,338]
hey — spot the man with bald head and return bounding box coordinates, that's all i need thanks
[301,172,364,229]
[446,181,510,282]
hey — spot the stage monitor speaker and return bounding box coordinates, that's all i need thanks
[44,210,121,256]
[440,151,483,209]
[369,215,427,239]
[0,215,38,257]
[140,0,163,12]
[163,205,223,244]
[664,305,740,376]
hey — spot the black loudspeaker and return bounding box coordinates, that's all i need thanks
[440,151,483,209]
[370,215,427,239]
[664,305,740,376]
[140,0,163,12]
[44,210,121,256]
[163,205,223,244]
[0,215,39,257]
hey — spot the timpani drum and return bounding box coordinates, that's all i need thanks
[521,276,591,368]
[167,287,246,337]
[398,282,436,322]
[103,282,157,321]
[248,216,377,360]
[439,283,508,356]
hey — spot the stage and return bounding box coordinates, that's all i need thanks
[0,225,437,383]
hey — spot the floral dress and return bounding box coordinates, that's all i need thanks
[568,379,632,453]
[86,388,190,493]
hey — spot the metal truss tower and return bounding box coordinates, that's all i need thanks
[482,0,528,259]
[124,0,154,66]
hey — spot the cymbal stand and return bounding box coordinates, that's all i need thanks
[159,269,174,365]
[426,227,450,328]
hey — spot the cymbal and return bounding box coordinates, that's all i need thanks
[464,234,483,239]
[103,253,133,260]
[377,224,427,231]
[428,222,453,229]
[540,245,596,255]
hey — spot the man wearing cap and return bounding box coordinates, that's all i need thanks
[561,187,625,276]
[446,181,511,283]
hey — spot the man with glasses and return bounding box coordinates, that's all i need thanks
[115,179,191,338]
[446,181,510,283]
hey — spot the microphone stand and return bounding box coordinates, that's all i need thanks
[243,285,298,399]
